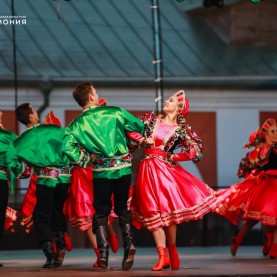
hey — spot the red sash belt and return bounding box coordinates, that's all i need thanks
[144,148,170,162]
[144,148,168,158]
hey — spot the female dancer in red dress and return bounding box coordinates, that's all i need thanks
[130,90,219,271]
[216,118,277,258]
[216,129,266,256]
[243,119,277,258]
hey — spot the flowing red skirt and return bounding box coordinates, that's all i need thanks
[216,175,258,225]
[64,166,123,231]
[131,157,218,231]
[243,170,277,226]
[216,170,277,226]
[63,166,95,231]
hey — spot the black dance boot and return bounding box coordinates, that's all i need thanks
[54,231,66,267]
[42,241,57,268]
[95,226,109,268]
[120,223,136,271]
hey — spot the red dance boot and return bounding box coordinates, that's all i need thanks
[64,232,73,252]
[163,247,170,269]
[151,246,165,271]
[93,247,100,267]
[52,240,57,254]
[269,243,277,259]
[168,243,180,270]
[108,232,119,253]
[263,230,273,256]
[230,235,242,256]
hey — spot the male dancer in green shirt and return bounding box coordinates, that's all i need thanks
[0,111,17,267]
[8,103,72,268]
[63,82,145,270]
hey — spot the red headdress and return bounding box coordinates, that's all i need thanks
[258,118,277,145]
[259,118,276,138]
[174,90,189,117]
[42,110,62,126]
[99,98,108,107]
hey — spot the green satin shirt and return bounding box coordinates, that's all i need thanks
[63,106,145,179]
[0,129,17,182]
[7,124,71,188]
[11,124,70,167]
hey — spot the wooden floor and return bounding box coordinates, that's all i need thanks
[0,246,277,276]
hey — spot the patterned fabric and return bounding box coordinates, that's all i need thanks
[237,150,259,178]
[93,153,132,172]
[34,166,72,188]
[71,149,94,168]
[140,113,202,162]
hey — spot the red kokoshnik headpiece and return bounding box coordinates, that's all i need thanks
[43,110,62,126]
[259,118,276,139]
[174,90,189,117]
[99,98,108,107]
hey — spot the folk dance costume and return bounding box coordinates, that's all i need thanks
[7,113,72,268]
[64,166,95,232]
[242,119,277,258]
[216,129,262,226]
[63,99,110,232]
[4,207,17,231]
[131,114,217,229]
[0,126,17,267]
[20,112,61,231]
[215,129,265,256]
[64,165,134,233]
[64,165,133,234]
[63,102,144,270]
[18,112,72,256]
[63,165,120,266]
[216,118,277,258]
[130,90,218,270]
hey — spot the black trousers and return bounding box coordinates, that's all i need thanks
[33,183,69,246]
[0,179,9,239]
[92,174,131,232]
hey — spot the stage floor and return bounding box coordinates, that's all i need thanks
[0,246,277,276]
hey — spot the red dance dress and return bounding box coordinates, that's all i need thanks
[243,146,277,226]
[130,114,218,231]
[21,174,37,230]
[216,175,258,225]
[63,166,95,231]
[64,166,131,231]
[215,147,260,225]
[216,144,277,226]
